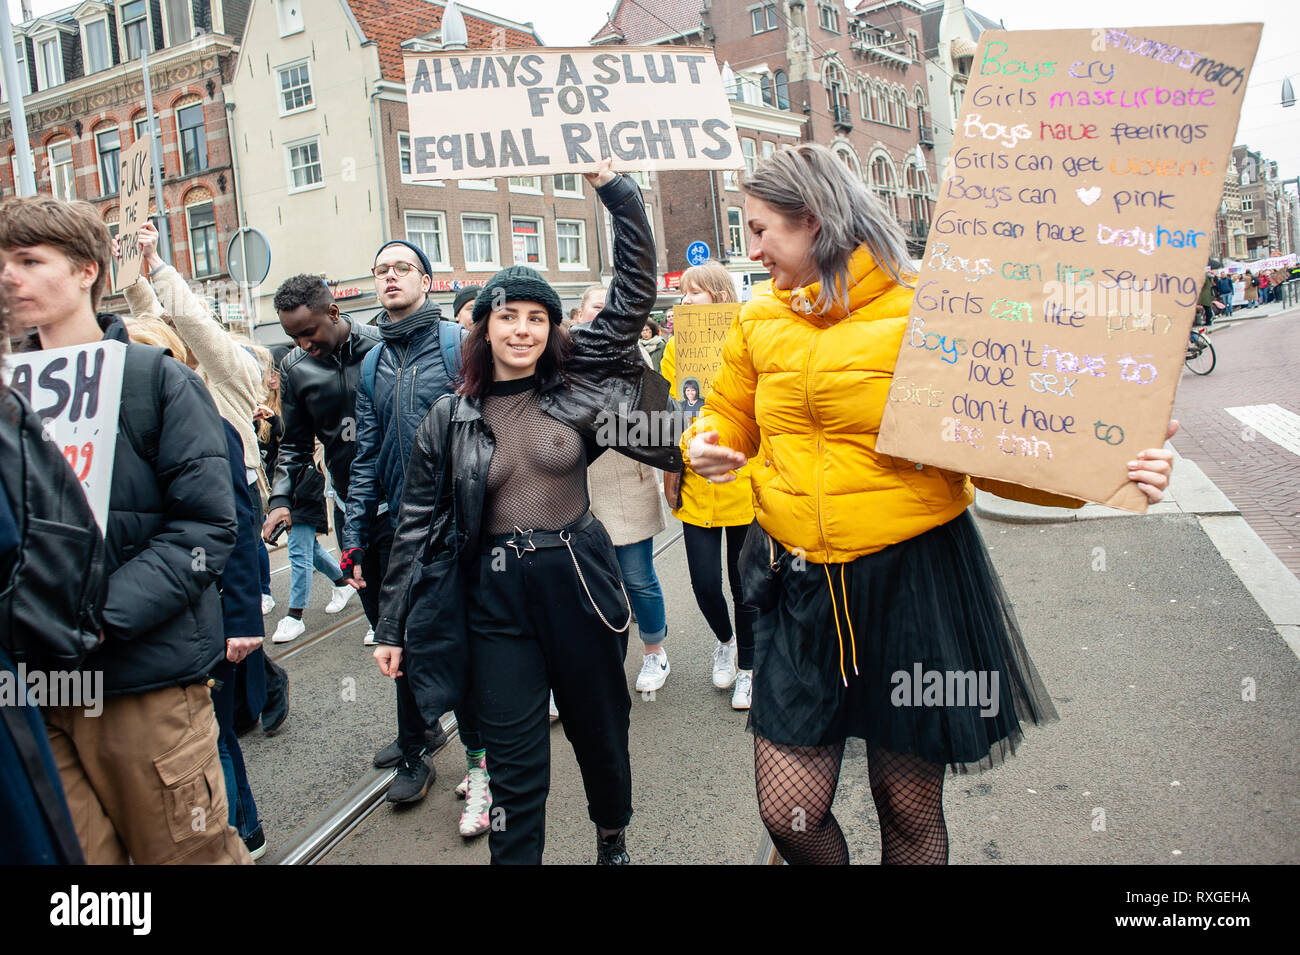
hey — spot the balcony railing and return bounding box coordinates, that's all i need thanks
[832,104,853,131]
[918,125,934,147]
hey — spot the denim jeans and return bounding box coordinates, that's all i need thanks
[613,537,667,644]
[212,660,260,839]
[287,522,342,610]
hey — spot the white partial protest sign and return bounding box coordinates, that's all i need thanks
[403,47,744,180]
[7,341,126,532]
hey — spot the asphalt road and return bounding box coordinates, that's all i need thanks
[241,507,1299,864]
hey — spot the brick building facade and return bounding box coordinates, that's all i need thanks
[1,1,248,315]
[593,0,937,280]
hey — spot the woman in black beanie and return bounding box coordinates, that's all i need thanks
[372,161,681,864]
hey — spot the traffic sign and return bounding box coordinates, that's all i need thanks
[228,227,271,286]
[686,241,710,267]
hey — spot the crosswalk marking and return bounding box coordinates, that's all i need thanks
[1224,404,1300,457]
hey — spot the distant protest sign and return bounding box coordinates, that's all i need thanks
[7,341,126,531]
[114,135,152,290]
[876,24,1261,512]
[673,303,741,403]
[403,47,743,180]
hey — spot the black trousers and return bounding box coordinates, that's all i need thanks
[340,506,483,754]
[682,522,757,670]
[469,518,633,864]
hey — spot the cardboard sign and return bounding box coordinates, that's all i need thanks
[876,24,1261,512]
[114,135,153,290]
[673,303,741,403]
[6,341,126,532]
[403,47,744,180]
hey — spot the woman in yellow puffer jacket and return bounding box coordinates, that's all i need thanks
[685,145,1176,865]
[661,261,758,709]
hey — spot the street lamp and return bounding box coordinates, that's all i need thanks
[1283,76,1294,108]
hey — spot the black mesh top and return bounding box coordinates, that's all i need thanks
[481,376,589,534]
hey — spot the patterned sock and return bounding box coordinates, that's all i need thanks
[467,748,486,773]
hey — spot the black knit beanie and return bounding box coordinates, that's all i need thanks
[374,239,432,276]
[471,265,564,325]
[451,285,480,318]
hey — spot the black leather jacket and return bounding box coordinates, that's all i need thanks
[374,174,681,647]
[270,320,383,513]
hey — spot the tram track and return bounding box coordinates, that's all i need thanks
[272,529,689,865]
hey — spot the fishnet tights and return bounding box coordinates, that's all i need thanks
[755,736,949,865]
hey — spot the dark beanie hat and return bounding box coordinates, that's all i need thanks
[374,239,432,277]
[471,265,564,325]
[451,285,479,318]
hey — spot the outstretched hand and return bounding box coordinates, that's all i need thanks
[687,430,745,482]
[583,158,616,189]
[1129,419,1179,504]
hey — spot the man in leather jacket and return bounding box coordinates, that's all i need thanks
[336,240,473,808]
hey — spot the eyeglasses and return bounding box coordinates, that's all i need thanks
[371,263,423,278]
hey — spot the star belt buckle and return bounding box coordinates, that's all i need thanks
[506,526,536,558]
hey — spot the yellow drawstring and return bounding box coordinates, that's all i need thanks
[840,564,859,676]
[824,565,848,687]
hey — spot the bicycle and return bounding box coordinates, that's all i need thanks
[1185,326,1216,375]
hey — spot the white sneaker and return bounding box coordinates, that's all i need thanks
[548,691,560,723]
[732,669,753,710]
[363,627,377,647]
[261,593,275,615]
[712,640,738,689]
[324,585,354,614]
[457,760,492,838]
[271,616,306,644]
[635,650,670,693]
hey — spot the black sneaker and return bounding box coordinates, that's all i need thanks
[262,673,290,736]
[596,828,630,865]
[243,826,267,862]
[373,727,446,769]
[386,756,432,804]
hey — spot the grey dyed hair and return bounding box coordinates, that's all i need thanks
[740,143,913,314]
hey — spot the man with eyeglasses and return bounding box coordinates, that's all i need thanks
[338,241,489,827]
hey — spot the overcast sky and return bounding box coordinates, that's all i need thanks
[11,0,1298,179]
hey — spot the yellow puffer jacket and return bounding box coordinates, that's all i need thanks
[660,335,754,528]
[684,246,1080,564]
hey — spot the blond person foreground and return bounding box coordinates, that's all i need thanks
[684,145,1174,865]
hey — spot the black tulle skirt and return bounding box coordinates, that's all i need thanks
[748,510,1057,773]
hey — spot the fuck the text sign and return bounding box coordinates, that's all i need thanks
[403,47,744,180]
[876,24,1261,512]
[7,341,126,532]
[114,134,152,291]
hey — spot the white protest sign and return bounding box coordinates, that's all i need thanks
[114,134,153,290]
[403,47,744,180]
[7,341,126,532]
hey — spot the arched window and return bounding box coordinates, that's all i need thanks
[870,153,898,216]
[905,161,931,226]
[824,62,848,112]
[867,81,882,122]
[774,70,789,110]
[913,85,929,131]
[896,90,909,128]
[834,145,861,179]
[761,73,774,107]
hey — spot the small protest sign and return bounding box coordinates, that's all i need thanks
[7,341,126,532]
[876,23,1261,512]
[673,303,741,403]
[114,135,153,290]
[403,47,743,180]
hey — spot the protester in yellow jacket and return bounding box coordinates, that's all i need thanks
[685,144,1176,866]
[660,261,757,709]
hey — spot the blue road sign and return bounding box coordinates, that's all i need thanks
[686,241,710,266]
